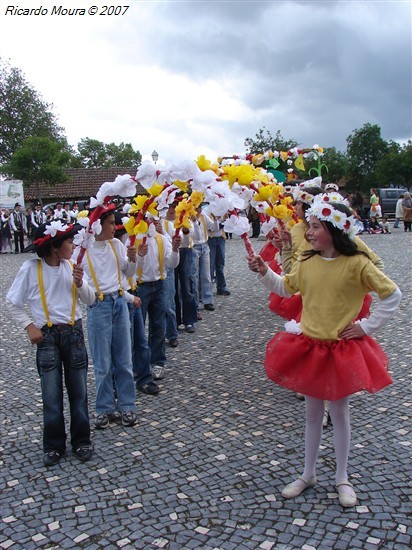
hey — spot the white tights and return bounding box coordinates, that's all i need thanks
[302,396,351,484]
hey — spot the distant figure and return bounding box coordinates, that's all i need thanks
[393,194,404,229]
[369,189,382,219]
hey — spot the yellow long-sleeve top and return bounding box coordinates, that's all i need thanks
[281,254,397,341]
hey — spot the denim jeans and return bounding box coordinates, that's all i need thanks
[174,248,197,326]
[137,280,167,367]
[208,237,229,293]
[128,302,151,387]
[36,320,91,453]
[164,267,178,341]
[193,243,214,310]
[87,294,136,414]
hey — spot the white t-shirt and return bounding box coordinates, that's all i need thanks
[6,258,95,329]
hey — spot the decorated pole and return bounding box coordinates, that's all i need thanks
[76,200,112,266]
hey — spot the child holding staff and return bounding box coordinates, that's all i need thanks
[247,200,401,507]
[6,221,96,466]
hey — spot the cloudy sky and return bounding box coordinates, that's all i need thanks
[1,0,411,163]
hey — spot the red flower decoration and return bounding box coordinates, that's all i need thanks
[321,207,332,217]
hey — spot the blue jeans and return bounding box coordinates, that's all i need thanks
[174,248,197,326]
[87,294,136,414]
[36,320,91,453]
[137,280,167,367]
[128,302,152,387]
[193,243,214,310]
[208,237,229,293]
[164,267,178,341]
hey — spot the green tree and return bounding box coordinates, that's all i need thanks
[346,123,389,192]
[244,127,298,154]
[75,138,142,168]
[321,147,349,185]
[1,137,72,203]
[375,140,412,188]
[0,58,65,164]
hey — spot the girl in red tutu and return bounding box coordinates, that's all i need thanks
[247,200,401,508]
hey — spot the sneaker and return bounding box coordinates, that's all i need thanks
[217,290,230,296]
[185,324,196,333]
[178,324,185,330]
[121,411,138,427]
[138,382,160,395]
[95,413,113,429]
[168,339,178,348]
[197,311,203,320]
[74,446,94,462]
[43,450,63,466]
[151,365,165,380]
[204,304,215,311]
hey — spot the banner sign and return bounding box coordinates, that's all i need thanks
[0,180,25,209]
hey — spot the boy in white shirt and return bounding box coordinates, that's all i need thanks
[73,205,139,430]
[6,221,96,466]
[135,220,181,381]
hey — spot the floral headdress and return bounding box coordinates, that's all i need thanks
[31,220,78,250]
[305,195,360,240]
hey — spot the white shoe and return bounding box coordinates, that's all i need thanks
[151,365,165,381]
[281,475,317,498]
[336,481,357,508]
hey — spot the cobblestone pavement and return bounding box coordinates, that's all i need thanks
[1,230,411,550]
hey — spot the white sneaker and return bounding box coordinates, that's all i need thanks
[151,365,165,381]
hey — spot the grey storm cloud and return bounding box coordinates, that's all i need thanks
[118,0,411,149]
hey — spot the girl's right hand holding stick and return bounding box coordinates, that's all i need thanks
[247,254,268,276]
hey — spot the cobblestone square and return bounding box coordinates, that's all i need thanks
[1,231,411,549]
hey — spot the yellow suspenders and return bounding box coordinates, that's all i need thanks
[86,241,124,301]
[37,260,77,327]
[137,233,165,283]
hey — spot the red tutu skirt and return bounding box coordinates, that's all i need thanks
[264,332,392,400]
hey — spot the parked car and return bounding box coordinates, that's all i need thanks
[377,188,407,217]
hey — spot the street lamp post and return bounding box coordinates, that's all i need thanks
[151,150,159,164]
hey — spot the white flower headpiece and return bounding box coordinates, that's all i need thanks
[305,194,360,240]
[43,220,67,237]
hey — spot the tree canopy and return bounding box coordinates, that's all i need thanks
[0,58,65,164]
[244,127,298,154]
[346,123,389,191]
[243,123,410,193]
[73,138,142,168]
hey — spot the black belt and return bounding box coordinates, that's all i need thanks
[42,319,82,331]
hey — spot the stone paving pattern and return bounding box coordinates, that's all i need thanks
[0,230,411,549]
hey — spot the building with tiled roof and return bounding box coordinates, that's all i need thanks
[23,167,146,205]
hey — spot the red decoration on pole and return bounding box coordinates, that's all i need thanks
[241,233,255,257]
[76,201,112,266]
